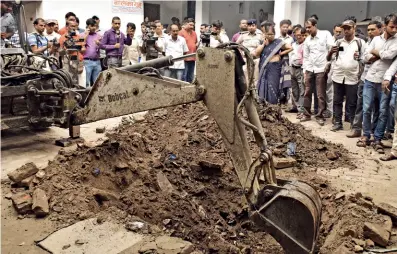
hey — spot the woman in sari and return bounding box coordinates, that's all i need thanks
[255,22,292,104]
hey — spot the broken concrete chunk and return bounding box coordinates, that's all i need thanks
[133,114,145,123]
[115,162,129,170]
[32,188,49,217]
[363,222,390,247]
[11,192,32,214]
[354,245,363,253]
[352,238,365,247]
[155,236,193,252]
[273,157,297,169]
[156,171,174,194]
[8,162,39,183]
[326,151,340,161]
[335,192,345,200]
[365,239,375,248]
[377,203,397,226]
[381,215,393,233]
[125,221,146,232]
[96,127,106,133]
[35,170,46,179]
[198,159,224,171]
[92,188,120,202]
[19,175,35,187]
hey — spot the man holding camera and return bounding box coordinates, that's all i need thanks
[28,18,52,56]
[59,21,86,87]
[140,21,164,63]
[209,20,229,48]
[100,17,132,68]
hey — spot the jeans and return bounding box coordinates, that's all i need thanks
[84,59,101,87]
[392,105,397,156]
[363,80,384,139]
[107,56,122,68]
[182,61,195,83]
[291,66,304,111]
[374,90,392,141]
[387,83,397,133]
[164,68,184,80]
[304,71,326,117]
[333,81,358,125]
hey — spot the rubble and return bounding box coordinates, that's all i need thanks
[273,157,297,169]
[11,192,32,214]
[96,127,106,133]
[4,104,366,253]
[32,188,49,217]
[354,245,363,252]
[7,162,39,183]
[377,203,397,226]
[365,239,375,248]
[156,171,174,194]
[19,175,34,187]
[363,222,390,247]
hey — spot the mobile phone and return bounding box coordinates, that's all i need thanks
[338,46,344,51]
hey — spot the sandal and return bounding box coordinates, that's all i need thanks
[380,153,397,161]
[373,141,385,154]
[357,137,370,147]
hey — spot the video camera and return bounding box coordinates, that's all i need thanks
[64,30,84,51]
[142,27,158,46]
[200,30,217,47]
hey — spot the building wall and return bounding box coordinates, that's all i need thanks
[40,0,143,33]
[23,1,43,33]
[367,1,397,19]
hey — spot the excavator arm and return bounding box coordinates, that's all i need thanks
[68,47,322,254]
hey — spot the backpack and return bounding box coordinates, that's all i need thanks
[335,38,364,79]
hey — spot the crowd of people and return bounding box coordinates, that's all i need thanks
[1,1,396,161]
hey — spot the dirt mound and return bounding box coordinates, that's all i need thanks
[6,103,395,253]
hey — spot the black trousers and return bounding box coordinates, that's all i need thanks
[333,81,358,125]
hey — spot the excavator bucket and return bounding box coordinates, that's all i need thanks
[250,180,322,254]
[195,47,322,254]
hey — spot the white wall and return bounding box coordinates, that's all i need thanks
[208,1,251,37]
[23,1,43,33]
[40,0,143,34]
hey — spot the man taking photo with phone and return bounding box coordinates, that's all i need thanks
[327,19,366,132]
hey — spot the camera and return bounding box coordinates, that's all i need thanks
[200,31,217,47]
[142,27,158,46]
[52,38,60,47]
[64,30,83,51]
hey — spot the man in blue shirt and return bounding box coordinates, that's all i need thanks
[28,18,52,56]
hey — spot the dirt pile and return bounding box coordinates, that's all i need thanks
[4,103,396,253]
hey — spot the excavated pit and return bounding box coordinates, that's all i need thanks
[6,103,397,253]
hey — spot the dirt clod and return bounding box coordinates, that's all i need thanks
[363,222,390,247]
[7,162,39,183]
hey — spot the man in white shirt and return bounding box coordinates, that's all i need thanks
[209,20,229,48]
[163,24,188,80]
[327,20,367,132]
[302,18,334,125]
[359,13,397,150]
[44,19,61,41]
[289,27,306,115]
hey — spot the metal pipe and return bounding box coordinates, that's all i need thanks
[119,53,196,73]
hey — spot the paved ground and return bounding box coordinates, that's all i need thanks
[1,111,396,253]
[285,112,397,207]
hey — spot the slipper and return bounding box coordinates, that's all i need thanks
[380,153,397,161]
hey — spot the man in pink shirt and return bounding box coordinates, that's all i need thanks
[178,18,197,83]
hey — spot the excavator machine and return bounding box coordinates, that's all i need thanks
[67,46,321,253]
[1,2,321,250]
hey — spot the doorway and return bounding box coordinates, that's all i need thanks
[144,3,160,22]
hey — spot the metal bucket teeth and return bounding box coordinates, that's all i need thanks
[250,180,322,254]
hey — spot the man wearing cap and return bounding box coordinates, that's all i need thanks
[45,19,61,41]
[327,19,366,132]
[237,19,262,83]
[231,19,248,43]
